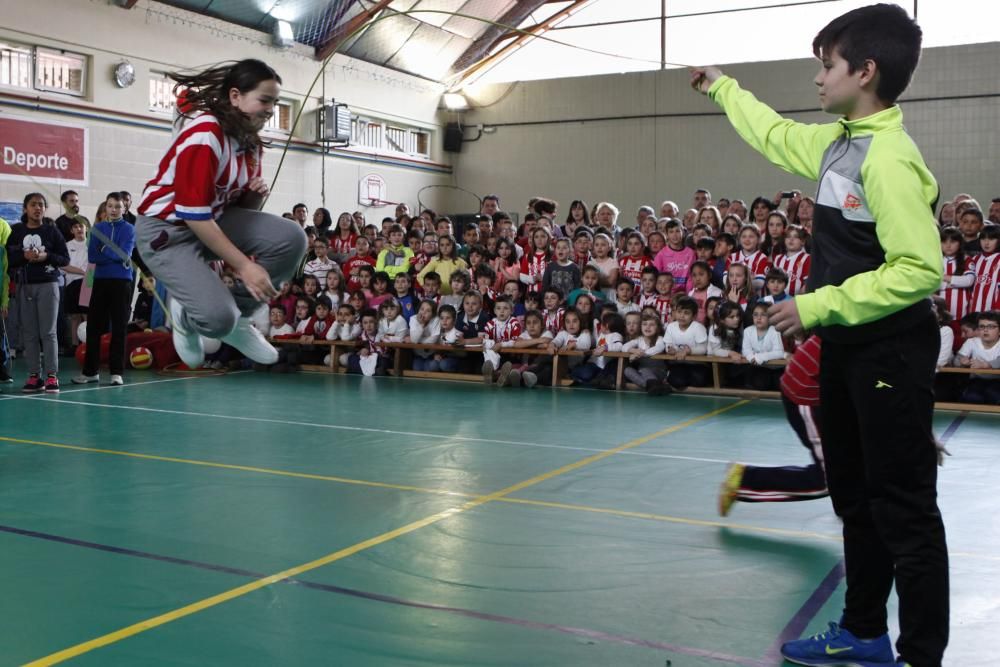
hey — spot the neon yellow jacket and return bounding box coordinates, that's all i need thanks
[0,217,10,309]
[709,75,942,342]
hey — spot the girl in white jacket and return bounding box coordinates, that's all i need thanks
[742,302,787,390]
[409,299,442,371]
[622,313,669,394]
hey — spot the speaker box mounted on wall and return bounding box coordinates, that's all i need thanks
[443,122,464,153]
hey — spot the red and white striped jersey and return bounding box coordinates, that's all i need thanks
[774,250,811,296]
[330,233,357,256]
[520,251,549,293]
[636,291,658,308]
[780,334,821,407]
[619,255,652,287]
[484,316,523,343]
[968,252,1000,314]
[653,295,673,325]
[729,250,771,286]
[544,307,565,335]
[138,113,261,223]
[939,255,974,320]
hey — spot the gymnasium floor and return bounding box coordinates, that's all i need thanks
[0,366,996,666]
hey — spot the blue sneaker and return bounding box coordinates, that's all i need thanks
[781,621,895,666]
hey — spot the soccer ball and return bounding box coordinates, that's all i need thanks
[129,347,154,369]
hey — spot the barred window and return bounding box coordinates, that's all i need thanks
[34,47,86,96]
[149,74,175,114]
[264,100,293,133]
[351,116,431,159]
[0,41,32,90]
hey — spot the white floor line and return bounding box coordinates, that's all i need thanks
[0,372,230,401]
[19,394,751,464]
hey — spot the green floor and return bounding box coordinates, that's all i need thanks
[0,367,996,666]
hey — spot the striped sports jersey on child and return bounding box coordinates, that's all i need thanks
[138,113,260,223]
[939,255,975,320]
[484,316,523,343]
[773,250,811,296]
[729,249,771,291]
[619,255,652,287]
[968,252,999,314]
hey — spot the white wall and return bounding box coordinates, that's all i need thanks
[448,42,1000,221]
[0,0,454,222]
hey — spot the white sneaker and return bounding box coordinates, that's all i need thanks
[71,373,99,384]
[169,298,205,369]
[221,317,278,365]
[110,374,124,386]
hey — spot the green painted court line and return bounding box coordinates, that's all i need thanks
[22,400,749,666]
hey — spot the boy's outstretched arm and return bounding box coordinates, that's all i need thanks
[690,67,839,182]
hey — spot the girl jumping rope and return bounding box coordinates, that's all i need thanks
[136,59,306,368]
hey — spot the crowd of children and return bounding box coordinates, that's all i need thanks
[260,192,999,403]
[3,191,996,402]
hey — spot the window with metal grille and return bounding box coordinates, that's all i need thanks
[263,100,293,133]
[34,47,86,96]
[0,41,34,91]
[350,116,431,159]
[149,74,176,114]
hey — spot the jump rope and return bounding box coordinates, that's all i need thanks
[5,6,706,339]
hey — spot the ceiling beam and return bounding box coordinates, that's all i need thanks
[447,0,550,78]
[314,0,395,62]
[449,0,593,87]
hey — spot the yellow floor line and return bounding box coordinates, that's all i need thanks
[20,401,749,665]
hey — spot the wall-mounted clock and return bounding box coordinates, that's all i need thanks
[113,60,135,88]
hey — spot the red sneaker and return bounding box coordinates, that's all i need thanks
[44,374,60,394]
[22,374,43,393]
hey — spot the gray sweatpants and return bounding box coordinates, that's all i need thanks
[18,282,60,375]
[136,209,306,337]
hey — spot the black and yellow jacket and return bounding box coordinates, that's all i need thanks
[708,75,942,343]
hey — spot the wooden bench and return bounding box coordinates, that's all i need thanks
[269,338,1000,414]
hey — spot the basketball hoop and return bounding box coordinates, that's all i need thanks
[359,173,389,208]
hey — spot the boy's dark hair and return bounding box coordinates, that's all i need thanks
[422,271,441,283]
[493,294,513,306]
[465,222,480,235]
[316,295,333,310]
[474,264,496,281]
[674,295,698,315]
[532,197,558,216]
[293,203,307,213]
[616,277,635,290]
[979,310,999,325]
[959,313,979,328]
[716,232,737,248]
[360,307,379,321]
[543,286,564,301]
[812,3,922,105]
[450,269,471,289]
[312,236,328,246]
[582,264,600,276]
[960,208,984,224]
[504,279,523,296]
[438,304,457,319]
[641,265,659,278]
[524,309,544,324]
[468,243,488,258]
[601,311,626,335]
[387,223,405,236]
[373,271,390,283]
[598,302,617,317]
[690,260,712,276]
[339,303,357,315]
[407,229,424,242]
[302,274,319,285]
[693,222,714,236]
[394,272,411,282]
[357,265,375,276]
[664,219,682,231]
[696,237,716,251]
[980,224,1000,241]
[766,267,790,285]
[105,191,123,202]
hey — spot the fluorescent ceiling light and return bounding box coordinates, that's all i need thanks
[442,92,469,110]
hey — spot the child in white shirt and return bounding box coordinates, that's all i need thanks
[570,311,625,387]
[742,302,787,390]
[957,312,1000,404]
[622,312,668,394]
[664,296,709,390]
[376,298,408,343]
[410,299,442,371]
[509,310,554,388]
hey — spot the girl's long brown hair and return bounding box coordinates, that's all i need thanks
[170,59,282,153]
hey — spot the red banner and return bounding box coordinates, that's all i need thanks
[0,115,88,186]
